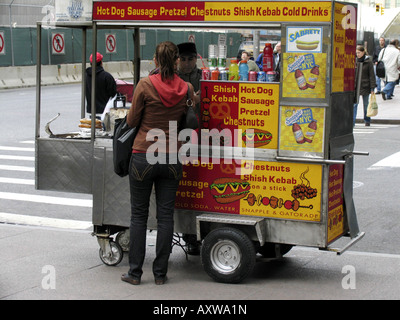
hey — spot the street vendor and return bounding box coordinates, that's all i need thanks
[85,52,117,117]
[177,42,202,255]
[177,42,202,105]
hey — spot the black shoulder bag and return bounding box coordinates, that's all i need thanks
[113,116,138,177]
[181,84,199,130]
[376,48,386,78]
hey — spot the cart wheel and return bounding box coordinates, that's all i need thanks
[201,227,256,283]
[99,241,123,266]
[116,230,130,252]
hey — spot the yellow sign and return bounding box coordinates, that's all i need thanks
[282,52,327,99]
[279,106,325,154]
[240,160,322,221]
[204,1,332,22]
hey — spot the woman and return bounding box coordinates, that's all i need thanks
[354,45,376,127]
[121,41,194,285]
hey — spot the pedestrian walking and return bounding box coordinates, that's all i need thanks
[378,39,400,100]
[354,45,376,127]
[373,37,386,94]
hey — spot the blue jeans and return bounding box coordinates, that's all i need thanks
[353,94,370,126]
[382,81,396,98]
[374,65,382,92]
[127,153,182,280]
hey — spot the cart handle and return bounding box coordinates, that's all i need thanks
[275,156,346,165]
[352,151,369,156]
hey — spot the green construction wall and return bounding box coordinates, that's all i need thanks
[0,27,242,67]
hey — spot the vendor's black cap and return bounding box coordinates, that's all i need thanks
[178,42,197,57]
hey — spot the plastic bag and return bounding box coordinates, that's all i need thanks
[367,93,378,117]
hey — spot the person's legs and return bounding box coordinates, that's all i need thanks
[382,81,395,100]
[375,66,381,93]
[152,159,182,281]
[127,153,155,280]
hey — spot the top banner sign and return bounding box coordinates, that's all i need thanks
[92,1,332,22]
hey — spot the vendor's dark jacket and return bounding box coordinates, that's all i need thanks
[355,55,376,96]
[373,44,385,64]
[178,67,202,93]
[85,66,117,114]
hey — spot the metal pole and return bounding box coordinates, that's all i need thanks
[133,27,140,87]
[81,27,87,119]
[9,1,15,66]
[91,22,97,141]
[35,22,42,139]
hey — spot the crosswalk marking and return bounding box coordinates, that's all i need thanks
[0,191,92,207]
[371,151,400,168]
[0,177,34,185]
[0,212,92,230]
[0,155,34,161]
[0,164,34,172]
[0,146,35,152]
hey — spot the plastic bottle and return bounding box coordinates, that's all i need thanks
[239,60,249,81]
[295,69,308,90]
[262,43,273,73]
[292,123,305,144]
[304,120,317,143]
[307,66,320,89]
[228,59,239,81]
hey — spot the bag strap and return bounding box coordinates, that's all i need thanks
[186,84,193,107]
[379,48,386,61]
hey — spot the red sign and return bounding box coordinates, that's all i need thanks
[93,1,205,21]
[52,33,65,54]
[106,34,116,53]
[0,32,4,55]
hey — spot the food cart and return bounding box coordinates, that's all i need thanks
[35,0,365,283]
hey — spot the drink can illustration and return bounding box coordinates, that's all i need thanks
[267,71,276,82]
[219,68,228,81]
[202,68,211,80]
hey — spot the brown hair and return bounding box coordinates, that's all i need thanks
[155,41,179,81]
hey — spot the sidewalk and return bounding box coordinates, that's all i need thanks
[1,223,400,300]
[355,85,400,124]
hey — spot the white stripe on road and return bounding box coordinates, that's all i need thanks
[372,151,400,168]
[0,146,34,152]
[0,212,92,230]
[0,177,34,185]
[0,155,34,161]
[0,192,92,207]
[0,165,34,172]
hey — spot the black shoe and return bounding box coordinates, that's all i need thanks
[365,123,370,126]
[121,273,141,285]
[376,91,381,94]
[155,276,168,285]
[387,97,393,100]
[382,92,386,100]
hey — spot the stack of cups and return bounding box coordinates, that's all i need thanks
[218,45,227,68]
[208,45,218,67]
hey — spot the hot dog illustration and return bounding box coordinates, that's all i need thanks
[295,40,319,51]
[242,129,272,147]
[210,178,250,204]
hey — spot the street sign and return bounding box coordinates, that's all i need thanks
[0,32,5,55]
[52,33,65,54]
[105,34,116,54]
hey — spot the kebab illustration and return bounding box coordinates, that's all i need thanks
[243,167,317,211]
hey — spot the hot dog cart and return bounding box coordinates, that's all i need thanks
[35,0,365,283]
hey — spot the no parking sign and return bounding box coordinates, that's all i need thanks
[0,31,5,55]
[52,33,65,55]
[105,34,116,54]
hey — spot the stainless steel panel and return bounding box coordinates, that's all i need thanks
[36,138,93,194]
